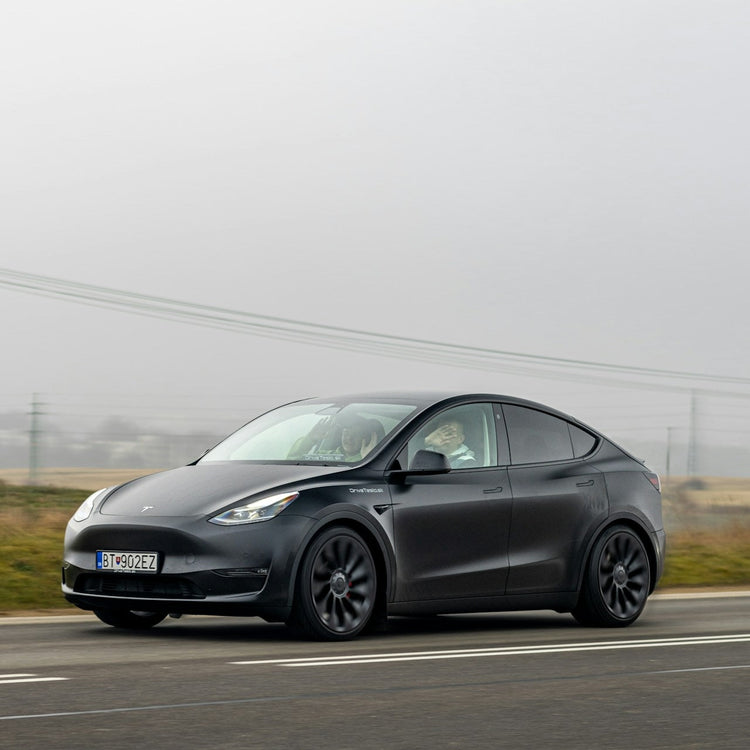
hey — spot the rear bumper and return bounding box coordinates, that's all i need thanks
[651,528,667,590]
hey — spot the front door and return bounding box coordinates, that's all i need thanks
[389,402,512,602]
[390,466,512,601]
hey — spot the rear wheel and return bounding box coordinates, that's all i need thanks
[93,609,167,630]
[289,526,377,640]
[573,525,651,627]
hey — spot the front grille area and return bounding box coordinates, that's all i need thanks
[76,574,205,600]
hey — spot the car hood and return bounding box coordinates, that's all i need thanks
[98,462,348,517]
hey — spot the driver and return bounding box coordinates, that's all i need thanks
[424,418,477,468]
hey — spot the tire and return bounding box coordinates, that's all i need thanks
[289,526,377,641]
[572,525,651,627]
[93,609,167,630]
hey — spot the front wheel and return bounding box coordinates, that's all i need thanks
[93,609,167,630]
[573,525,651,627]
[289,526,377,640]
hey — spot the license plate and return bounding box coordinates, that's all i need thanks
[96,550,159,573]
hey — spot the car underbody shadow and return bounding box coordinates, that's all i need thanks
[84,609,582,643]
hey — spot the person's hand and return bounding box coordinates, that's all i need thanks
[308,417,332,441]
[361,431,378,457]
[425,424,458,451]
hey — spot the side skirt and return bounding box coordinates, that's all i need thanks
[388,592,578,617]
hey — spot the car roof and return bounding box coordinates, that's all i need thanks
[291,391,591,427]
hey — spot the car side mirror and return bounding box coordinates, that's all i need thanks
[409,449,451,473]
[387,450,451,484]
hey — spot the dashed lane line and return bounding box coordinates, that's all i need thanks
[0,674,69,685]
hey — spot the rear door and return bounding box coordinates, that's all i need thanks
[501,404,608,594]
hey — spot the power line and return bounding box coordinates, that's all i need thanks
[3,266,750,395]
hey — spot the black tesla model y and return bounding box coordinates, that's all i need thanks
[63,392,666,640]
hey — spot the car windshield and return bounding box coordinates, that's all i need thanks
[200,400,417,464]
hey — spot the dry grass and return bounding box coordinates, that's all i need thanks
[0,482,87,611]
[662,476,750,533]
[0,467,159,491]
[661,523,750,588]
[663,476,750,508]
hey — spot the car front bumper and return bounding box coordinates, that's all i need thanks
[62,511,315,621]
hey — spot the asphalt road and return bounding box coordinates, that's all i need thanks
[1,593,749,749]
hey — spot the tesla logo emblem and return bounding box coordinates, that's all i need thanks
[141,506,155,513]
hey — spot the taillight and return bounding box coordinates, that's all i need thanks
[643,472,661,492]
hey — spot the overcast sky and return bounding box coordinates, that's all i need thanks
[2,1,749,448]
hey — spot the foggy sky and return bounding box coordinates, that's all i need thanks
[2,1,749,450]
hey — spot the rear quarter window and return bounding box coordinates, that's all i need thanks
[569,424,597,458]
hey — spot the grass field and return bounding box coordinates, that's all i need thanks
[0,482,87,612]
[0,473,748,614]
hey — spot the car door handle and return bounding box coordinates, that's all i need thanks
[483,486,504,494]
[576,479,595,487]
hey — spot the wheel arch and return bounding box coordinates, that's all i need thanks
[286,511,395,614]
[576,514,660,596]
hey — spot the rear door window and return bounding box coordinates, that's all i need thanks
[502,405,575,464]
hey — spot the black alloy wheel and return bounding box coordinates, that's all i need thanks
[291,526,377,640]
[573,525,651,627]
[93,609,167,629]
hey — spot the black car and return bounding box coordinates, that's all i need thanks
[63,392,666,640]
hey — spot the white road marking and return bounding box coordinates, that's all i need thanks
[1,697,284,721]
[231,633,750,667]
[0,674,69,685]
[654,665,750,674]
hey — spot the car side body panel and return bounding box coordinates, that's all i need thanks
[505,459,608,594]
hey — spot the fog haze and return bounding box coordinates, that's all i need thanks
[2,1,749,473]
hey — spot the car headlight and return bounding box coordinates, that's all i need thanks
[71,487,112,523]
[209,492,299,525]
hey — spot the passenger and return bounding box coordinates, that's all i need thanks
[337,417,373,461]
[289,415,375,462]
[361,418,386,458]
[424,418,477,468]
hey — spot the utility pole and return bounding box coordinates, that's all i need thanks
[29,393,43,485]
[666,426,674,483]
[687,390,697,477]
